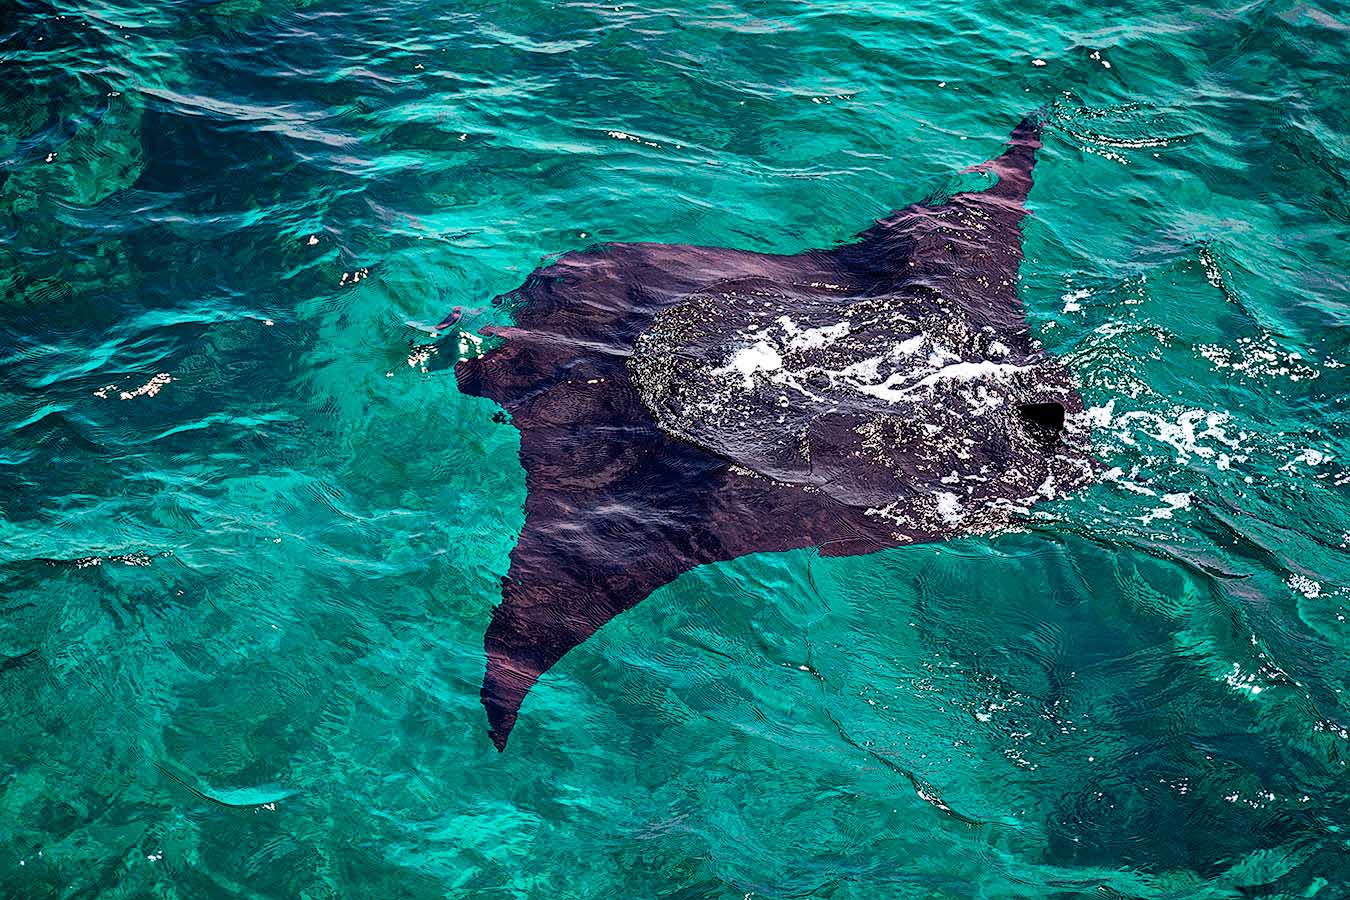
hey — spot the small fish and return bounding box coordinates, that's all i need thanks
[155,763,296,811]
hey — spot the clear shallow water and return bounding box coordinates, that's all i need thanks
[2,0,1349,896]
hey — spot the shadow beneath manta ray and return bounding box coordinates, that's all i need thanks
[453,115,1094,751]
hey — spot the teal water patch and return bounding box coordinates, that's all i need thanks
[2,0,1349,897]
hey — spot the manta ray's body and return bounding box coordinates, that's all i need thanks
[455,117,1093,749]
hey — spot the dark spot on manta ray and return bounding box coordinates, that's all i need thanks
[453,115,1095,751]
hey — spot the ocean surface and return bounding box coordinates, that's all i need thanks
[3,0,1349,897]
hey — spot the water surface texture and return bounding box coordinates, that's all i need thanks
[3,1,1349,897]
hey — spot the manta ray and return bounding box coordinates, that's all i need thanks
[453,116,1094,750]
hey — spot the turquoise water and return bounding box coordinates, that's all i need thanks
[3,0,1349,896]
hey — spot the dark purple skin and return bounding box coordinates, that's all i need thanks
[456,117,1094,750]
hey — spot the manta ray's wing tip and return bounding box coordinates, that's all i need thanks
[1010,109,1046,148]
[968,110,1045,203]
[483,691,517,752]
[488,728,510,753]
[482,642,541,752]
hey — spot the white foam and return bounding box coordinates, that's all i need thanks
[1281,448,1332,473]
[846,359,1031,404]
[838,355,883,384]
[968,385,1004,412]
[112,373,172,401]
[1140,492,1191,524]
[934,491,964,524]
[1198,335,1320,383]
[1061,288,1089,314]
[911,361,1032,390]
[1288,574,1322,599]
[777,316,850,352]
[1096,404,1245,470]
[713,341,783,389]
[1085,399,1117,427]
[896,335,925,355]
[927,345,960,368]
[1223,662,1264,697]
